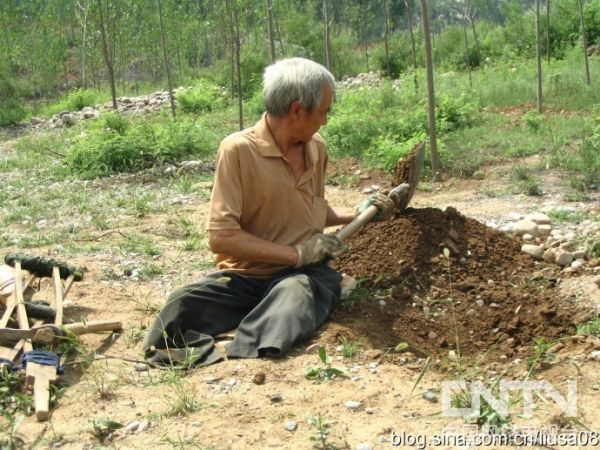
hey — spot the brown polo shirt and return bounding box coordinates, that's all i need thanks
[207,114,329,278]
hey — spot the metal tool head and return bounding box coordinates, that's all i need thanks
[392,142,425,211]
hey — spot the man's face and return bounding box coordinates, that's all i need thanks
[294,85,333,142]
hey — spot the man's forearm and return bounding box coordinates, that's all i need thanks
[209,229,299,266]
[325,206,356,227]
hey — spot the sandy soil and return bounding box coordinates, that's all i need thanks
[2,157,599,450]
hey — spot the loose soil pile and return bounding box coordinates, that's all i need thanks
[331,206,587,360]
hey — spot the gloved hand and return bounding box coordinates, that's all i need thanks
[356,193,395,222]
[295,233,348,267]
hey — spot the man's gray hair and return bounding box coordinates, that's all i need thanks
[263,58,335,117]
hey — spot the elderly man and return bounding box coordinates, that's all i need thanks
[143,58,393,367]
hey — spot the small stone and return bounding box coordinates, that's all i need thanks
[543,249,557,263]
[227,378,238,386]
[571,260,584,270]
[368,362,379,369]
[137,420,149,432]
[588,351,600,362]
[351,376,362,382]
[594,276,600,288]
[555,251,574,266]
[573,250,587,260]
[253,372,266,385]
[344,400,361,410]
[514,219,539,236]
[305,343,321,353]
[133,363,149,372]
[526,212,552,225]
[365,407,376,414]
[475,299,484,307]
[537,224,552,237]
[422,390,438,403]
[428,331,437,339]
[52,443,61,449]
[487,279,495,286]
[285,420,298,432]
[521,244,543,260]
[490,303,500,308]
[356,444,373,450]
[124,421,141,434]
[522,233,534,241]
[270,393,283,403]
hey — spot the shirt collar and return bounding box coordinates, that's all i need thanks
[253,113,319,167]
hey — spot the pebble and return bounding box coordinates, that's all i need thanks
[133,363,149,372]
[428,331,437,339]
[573,250,587,260]
[422,390,438,403]
[379,435,390,443]
[365,407,376,414]
[305,343,321,353]
[594,276,600,288]
[356,444,373,450]
[521,244,543,260]
[227,378,238,386]
[52,443,61,449]
[475,299,484,307]
[555,251,574,266]
[345,400,361,410]
[352,376,362,382]
[514,219,539,236]
[543,248,556,263]
[137,420,149,432]
[285,420,298,432]
[537,224,552,237]
[253,372,266,385]
[571,260,584,270]
[368,362,379,369]
[526,212,551,225]
[270,394,283,403]
[124,421,141,434]
[589,351,600,362]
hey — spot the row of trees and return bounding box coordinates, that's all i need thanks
[1,0,599,114]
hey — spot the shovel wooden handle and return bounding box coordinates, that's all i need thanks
[336,205,379,242]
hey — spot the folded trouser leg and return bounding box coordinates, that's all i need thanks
[142,272,263,367]
[227,264,342,359]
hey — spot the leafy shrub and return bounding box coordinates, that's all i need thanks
[67,117,218,177]
[176,79,226,114]
[65,89,97,111]
[0,100,26,127]
[436,93,479,132]
[363,134,426,171]
[102,112,128,134]
[522,111,543,132]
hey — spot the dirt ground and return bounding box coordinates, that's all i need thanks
[2,155,600,449]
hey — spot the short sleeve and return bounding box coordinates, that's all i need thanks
[207,139,243,231]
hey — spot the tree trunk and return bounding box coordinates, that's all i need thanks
[323,0,331,70]
[578,0,591,85]
[157,0,176,118]
[535,0,543,113]
[97,0,117,110]
[266,0,276,62]
[546,0,551,64]
[226,0,243,130]
[383,0,390,76]
[420,0,439,179]
[273,2,285,55]
[77,0,89,88]
[404,0,418,93]
[363,8,369,72]
[0,3,15,72]
[463,23,472,89]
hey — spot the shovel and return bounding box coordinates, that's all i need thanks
[336,142,425,242]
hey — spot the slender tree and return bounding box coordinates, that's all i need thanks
[323,0,331,70]
[266,0,276,62]
[404,0,419,93]
[76,0,90,88]
[535,0,543,113]
[546,0,551,64]
[578,0,591,85]
[383,0,391,76]
[97,0,117,110]
[420,0,440,179]
[157,0,176,118]
[226,0,243,130]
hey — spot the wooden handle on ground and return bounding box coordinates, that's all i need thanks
[64,320,122,336]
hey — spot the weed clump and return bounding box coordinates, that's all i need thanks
[176,79,227,114]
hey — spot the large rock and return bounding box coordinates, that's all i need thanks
[521,244,543,260]
[514,219,539,237]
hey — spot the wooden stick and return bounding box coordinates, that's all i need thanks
[52,267,63,326]
[14,263,32,353]
[64,320,122,336]
[26,363,57,421]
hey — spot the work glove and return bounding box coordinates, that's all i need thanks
[356,193,395,222]
[294,233,348,268]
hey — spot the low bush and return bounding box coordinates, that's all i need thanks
[176,79,227,114]
[65,88,97,111]
[67,116,218,177]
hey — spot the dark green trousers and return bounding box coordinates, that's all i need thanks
[142,264,342,367]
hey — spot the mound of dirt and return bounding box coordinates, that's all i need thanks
[331,207,585,359]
